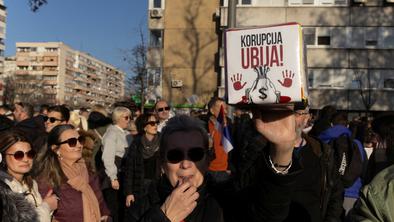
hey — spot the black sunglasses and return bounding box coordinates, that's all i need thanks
[6,150,36,161]
[43,116,63,123]
[157,106,170,112]
[166,147,206,164]
[146,121,160,127]
[56,136,84,147]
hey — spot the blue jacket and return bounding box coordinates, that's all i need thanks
[318,125,366,198]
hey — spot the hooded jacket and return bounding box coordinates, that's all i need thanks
[351,164,394,221]
[318,125,366,199]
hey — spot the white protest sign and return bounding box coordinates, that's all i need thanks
[225,23,308,105]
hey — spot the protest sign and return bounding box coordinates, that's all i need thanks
[225,23,308,106]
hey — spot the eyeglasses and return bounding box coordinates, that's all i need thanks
[166,147,206,164]
[56,136,84,147]
[6,150,36,161]
[146,121,159,127]
[43,116,63,123]
[124,116,131,121]
[294,111,309,116]
[157,107,170,112]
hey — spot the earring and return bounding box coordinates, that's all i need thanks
[0,153,2,164]
[57,151,63,160]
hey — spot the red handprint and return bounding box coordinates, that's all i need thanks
[278,70,295,88]
[231,73,247,91]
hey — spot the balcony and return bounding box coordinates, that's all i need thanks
[15,70,30,75]
[147,48,162,68]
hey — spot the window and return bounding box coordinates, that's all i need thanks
[303,27,316,45]
[240,0,252,5]
[317,36,331,45]
[303,0,315,4]
[365,28,378,46]
[150,30,163,48]
[153,0,161,8]
[45,47,58,52]
[384,79,394,88]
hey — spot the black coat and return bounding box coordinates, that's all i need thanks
[123,135,161,199]
[284,134,343,222]
[137,139,302,221]
[138,176,224,222]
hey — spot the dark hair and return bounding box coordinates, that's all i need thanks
[319,105,337,122]
[15,102,34,118]
[32,124,75,188]
[0,129,34,191]
[207,97,225,114]
[40,104,50,114]
[135,113,157,135]
[0,104,11,112]
[331,112,348,126]
[48,105,70,122]
[0,115,15,131]
[87,111,112,129]
[371,114,394,157]
[159,115,210,163]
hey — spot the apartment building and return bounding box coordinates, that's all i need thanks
[147,0,219,105]
[13,42,125,107]
[148,0,394,111]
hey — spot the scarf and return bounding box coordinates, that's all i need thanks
[141,134,160,159]
[60,159,101,222]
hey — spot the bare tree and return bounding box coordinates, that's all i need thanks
[2,77,16,105]
[121,26,147,113]
[29,0,47,12]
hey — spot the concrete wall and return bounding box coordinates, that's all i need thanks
[161,0,219,105]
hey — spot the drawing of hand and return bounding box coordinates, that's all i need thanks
[278,70,295,88]
[231,73,247,91]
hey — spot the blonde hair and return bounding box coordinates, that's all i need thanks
[69,111,88,131]
[112,107,131,123]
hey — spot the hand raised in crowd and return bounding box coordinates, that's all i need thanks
[160,181,199,222]
[253,109,296,166]
[125,194,135,207]
[43,189,58,211]
[111,179,120,190]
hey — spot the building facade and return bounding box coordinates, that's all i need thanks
[11,42,125,107]
[148,0,394,111]
[218,0,394,111]
[147,0,220,105]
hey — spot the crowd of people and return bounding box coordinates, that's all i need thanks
[0,99,393,222]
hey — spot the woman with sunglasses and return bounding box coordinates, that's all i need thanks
[0,129,58,222]
[136,112,300,222]
[101,106,132,222]
[123,113,161,220]
[33,124,110,222]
